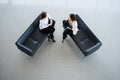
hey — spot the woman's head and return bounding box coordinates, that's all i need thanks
[40,11,47,19]
[69,14,76,21]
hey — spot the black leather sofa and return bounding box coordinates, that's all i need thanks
[15,15,48,56]
[68,14,102,56]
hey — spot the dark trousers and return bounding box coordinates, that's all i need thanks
[63,20,73,39]
[40,20,55,39]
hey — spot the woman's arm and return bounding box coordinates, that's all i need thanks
[47,13,53,25]
[72,21,78,35]
[67,19,73,29]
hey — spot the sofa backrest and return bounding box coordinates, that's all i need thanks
[76,14,101,43]
[16,15,40,45]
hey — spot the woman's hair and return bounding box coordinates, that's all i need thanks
[69,14,76,21]
[40,12,47,19]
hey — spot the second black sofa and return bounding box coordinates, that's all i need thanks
[69,14,102,56]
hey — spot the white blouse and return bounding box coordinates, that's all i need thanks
[72,21,79,35]
[39,13,52,30]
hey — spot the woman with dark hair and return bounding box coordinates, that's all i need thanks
[61,14,79,43]
[39,11,56,42]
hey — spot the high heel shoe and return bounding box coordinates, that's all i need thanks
[52,39,56,42]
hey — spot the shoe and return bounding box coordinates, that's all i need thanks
[48,38,51,42]
[52,39,56,42]
[48,35,51,42]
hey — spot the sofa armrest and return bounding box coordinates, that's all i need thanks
[16,42,32,53]
[84,42,102,56]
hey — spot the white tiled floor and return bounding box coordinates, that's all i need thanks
[0,0,120,80]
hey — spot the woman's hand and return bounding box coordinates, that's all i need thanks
[48,20,53,26]
[67,27,72,30]
[48,22,52,26]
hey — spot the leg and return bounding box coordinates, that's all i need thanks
[49,27,55,39]
[40,28,54,42]
[62,29,73,43]
[63,29,69,39]
[40,28,49,34]
[62,29,69,43]
[48,20,56,42]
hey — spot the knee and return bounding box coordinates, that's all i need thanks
[51,28,55,32]
[63,30,67,35]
